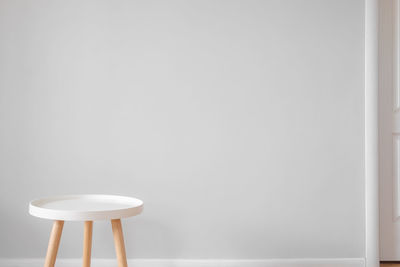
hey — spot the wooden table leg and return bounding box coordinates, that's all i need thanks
[111,219,128,267]
[83,221,93,267]
[44,220,64,267]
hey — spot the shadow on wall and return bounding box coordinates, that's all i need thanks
[124,217,179,258]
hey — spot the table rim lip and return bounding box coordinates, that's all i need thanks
[29,194,144,220]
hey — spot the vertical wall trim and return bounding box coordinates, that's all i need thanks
[393,0,400,222]
[366,0,380,266]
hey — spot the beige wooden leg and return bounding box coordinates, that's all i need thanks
[111,219,128,267]
[44,220,64,267]
[83,221,93,267]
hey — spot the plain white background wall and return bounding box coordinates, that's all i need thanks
[0,0,364,259]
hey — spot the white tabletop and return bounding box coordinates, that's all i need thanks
[29,195,143,221]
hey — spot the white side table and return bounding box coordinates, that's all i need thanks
[29,194,143,267]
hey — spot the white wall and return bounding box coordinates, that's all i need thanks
[0,0,365,259]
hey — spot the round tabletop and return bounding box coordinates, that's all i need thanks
[29,194,143,221]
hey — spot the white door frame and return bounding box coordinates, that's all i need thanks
[365,0,379,266]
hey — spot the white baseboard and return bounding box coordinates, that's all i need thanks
[0,258,366,267]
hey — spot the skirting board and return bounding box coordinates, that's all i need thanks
[0,258,366,267]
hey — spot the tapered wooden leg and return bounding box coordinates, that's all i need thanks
[111,219,128,267]
[83,221,93,267]
[44,220,64,267]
